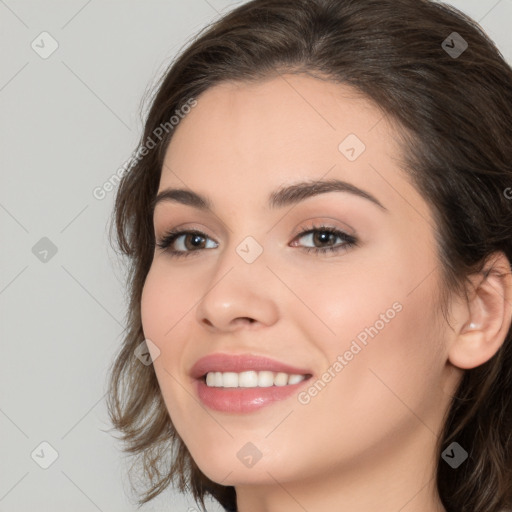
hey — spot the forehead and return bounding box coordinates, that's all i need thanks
[158,74,429,223]
[165,74,387,168]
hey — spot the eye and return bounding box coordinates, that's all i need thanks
[155,224,357,258]
[156,229,218,258]
[290,223,357,255]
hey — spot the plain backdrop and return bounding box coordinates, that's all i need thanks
[1,1,511,511]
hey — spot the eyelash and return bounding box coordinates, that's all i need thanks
[155,224,357,259]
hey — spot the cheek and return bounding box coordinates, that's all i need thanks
[311,245,444,413]
[140,263,193,408]
[292,288,443,471]
[321,276,443,428]
[140,262,196,343]
[140,269,166,343]
[140,265,194,422]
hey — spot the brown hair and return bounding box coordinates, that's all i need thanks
[105,1,512,511]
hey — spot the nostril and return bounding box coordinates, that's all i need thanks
[233,317,256,324]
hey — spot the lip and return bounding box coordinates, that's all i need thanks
[190,353,313,413]
[190,353,312,379]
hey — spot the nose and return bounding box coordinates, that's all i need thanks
[195,245,280,333]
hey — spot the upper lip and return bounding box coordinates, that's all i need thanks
[190,353,313,379]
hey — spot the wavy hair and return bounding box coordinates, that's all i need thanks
[106,1,512,511]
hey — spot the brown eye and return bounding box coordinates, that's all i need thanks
[156,230,218,257]
[291,225,357,255]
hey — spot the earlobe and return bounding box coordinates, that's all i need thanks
[447,251,512,370]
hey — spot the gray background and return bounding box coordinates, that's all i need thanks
[1,1,511,511]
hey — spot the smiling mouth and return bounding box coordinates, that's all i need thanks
[201,370,313,388]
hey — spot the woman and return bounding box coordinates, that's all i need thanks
[106,1,512,511]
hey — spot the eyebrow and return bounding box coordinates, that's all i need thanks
[151,178,387,213]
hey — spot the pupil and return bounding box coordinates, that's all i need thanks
[315,231,332,246]
[191,234,203,247]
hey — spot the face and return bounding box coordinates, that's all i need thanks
[141,74,460,488]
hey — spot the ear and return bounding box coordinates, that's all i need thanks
[448,251,512,370]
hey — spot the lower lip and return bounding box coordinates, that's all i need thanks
[195,377,311,413]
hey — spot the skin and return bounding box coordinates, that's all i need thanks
[140,73,512,512]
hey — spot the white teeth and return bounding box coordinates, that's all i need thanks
[222,372,239,387]
[288,374,305,385]
[258,371,275,387]
[206,372,216,386]
[274,372,289,386]
[204,371,307,388]
[238,371,258,387]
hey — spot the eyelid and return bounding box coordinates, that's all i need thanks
[156,217,354,245]
[291,216,356,238]
[156,219,358,258]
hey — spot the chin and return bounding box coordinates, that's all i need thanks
[190,444,305,487]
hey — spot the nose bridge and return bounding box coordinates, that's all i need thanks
[215,214,271,277]
[195,230,279,331]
